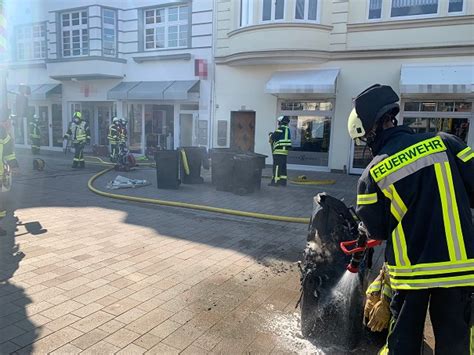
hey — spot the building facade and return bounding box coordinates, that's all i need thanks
[213,0,474,173]
[5,0,213,155]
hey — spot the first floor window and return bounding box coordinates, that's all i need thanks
[62,10,89,57]
[262,0,285,21]
[16,23,47,60]
[295,0,318,21]
[368,0,382,19]
[391,0,438,17]
[448,0,463,12]
[144,5,188,50]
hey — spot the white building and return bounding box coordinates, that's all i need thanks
[213,0,474,173]
[5,0,213,155]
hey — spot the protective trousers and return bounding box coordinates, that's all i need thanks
[31,138,40,154]
[382,287,473,355]
[73,142,85,168]
[110,144,118,163]
[272,154,287,186]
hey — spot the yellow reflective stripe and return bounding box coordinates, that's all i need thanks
[390,265,474,277]
[457,146,474,162]
[470,326,473,355]
[435,162,467,261]
[390,273,474,285]
[388,258,474,270]
[0,211,6,218]
[366,280,382,294]
[382,185,410,267]
[0,135,11,145]
[5,154,16,161]
[445,161,467,259]
[370,136,446,182]
[274,166,279,182]
[357,193,378,205]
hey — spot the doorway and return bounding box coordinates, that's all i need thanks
[69,102,113,147]
[179,113,193,147]
[230,111,255,152]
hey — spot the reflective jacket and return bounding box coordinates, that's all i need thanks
[270,124,292,155]
[0,134,18,176]
[356,126,474,290]
[29,121,40,139]
[65,120,90,144]
[108,124,119,144]
[118,126,128,144]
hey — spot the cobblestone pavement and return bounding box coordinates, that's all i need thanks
[0,150,427,354]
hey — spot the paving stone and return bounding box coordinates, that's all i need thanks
[80,340,121,355]
[70,328,109,350]
[133,333,162,350]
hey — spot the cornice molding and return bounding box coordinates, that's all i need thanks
[228,22,333,38]
[215,45,474,65]
[347,15,474,33]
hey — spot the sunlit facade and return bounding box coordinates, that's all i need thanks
[213,0,474,173]
[5,0,213,155]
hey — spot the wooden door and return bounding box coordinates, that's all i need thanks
[230,111,255,152]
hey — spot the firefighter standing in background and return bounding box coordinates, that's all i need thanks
[64,112,90,169]
[268,115,292,186]
[0,121,19,236]
[108,117,121,162]
[348,84,474,354]
[119,118,128,145]
[29,114,41,155]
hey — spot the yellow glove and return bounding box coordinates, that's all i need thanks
[364,292,380,322]
[367,297,391,332]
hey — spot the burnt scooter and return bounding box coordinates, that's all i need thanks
[298,193,382,351]
[114,142,137,172]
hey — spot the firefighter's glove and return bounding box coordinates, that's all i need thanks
[364,292,380,322]
[367,297,391,332]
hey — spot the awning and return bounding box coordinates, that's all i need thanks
[8,83,61,100]
[107,80,200,100]
[400,63,474,94]
[265,69,340,95]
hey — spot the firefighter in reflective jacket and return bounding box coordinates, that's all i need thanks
[348,84,474,354]
[0,121,19,236]
[268,115,292,186]
[108,117,121,162]
[29,114,41,154]
[64,112,90,168]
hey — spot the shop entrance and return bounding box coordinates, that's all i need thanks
[230,111,255,152]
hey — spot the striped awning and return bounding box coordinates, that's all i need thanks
[400,63,474,95]
[265,69,340,95]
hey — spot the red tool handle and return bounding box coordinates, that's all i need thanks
[340,239,381,255]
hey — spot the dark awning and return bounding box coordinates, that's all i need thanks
[8,83,62,100]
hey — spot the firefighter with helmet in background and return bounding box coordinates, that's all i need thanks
[119,118,128,145]
[268,115,292,186]
[348,84,474,354]
[29,114,41,154]
[0,119,19,236]
[108,117,121,162]
[64,111,90,168]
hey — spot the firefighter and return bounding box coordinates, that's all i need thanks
[108,117,121,162]
[268,115,292,186]
[348,84,474,354]
[0,121,19,236]
[119,118,128,145]
[29,114,41,154]
[64,112,90,169]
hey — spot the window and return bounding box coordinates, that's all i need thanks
[403,101,472,143]
[262,0,285,22]
[16,23,46,60]
[144,5,188,50]
[62,10,88,57]
[448,0,463,12]
[391,0,438,17]
[240,0,254,27]
[368,0,382,19]
[295,0,318,21]
[103,9,116,56]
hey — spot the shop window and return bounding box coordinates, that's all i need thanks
[295,0,318,21]
[61,10,89,57]
[240,0,254,27]
[103,9,116,57]
[262,0,285,22]
[144,5,188,50]
[128,104,143,154]
[280,101,332,111]
[391,0,438,17]
[368,0,382,19]
[448,0,463,12]
[16,23,47,60]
